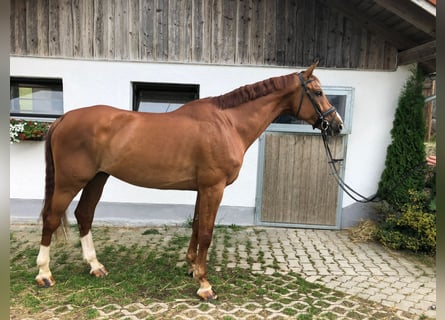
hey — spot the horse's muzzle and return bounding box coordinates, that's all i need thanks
[326,119,343,136]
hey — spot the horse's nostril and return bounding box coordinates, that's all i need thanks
[339,123,344,131]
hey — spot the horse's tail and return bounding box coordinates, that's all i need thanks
[39,116,68,241]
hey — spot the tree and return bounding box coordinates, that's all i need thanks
[377,66,426,211]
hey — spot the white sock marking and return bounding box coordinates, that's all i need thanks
[80,230,104,272]
[36,245,52,279]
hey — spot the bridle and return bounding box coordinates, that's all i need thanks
[296,72,379,203]
[296,72,337,133]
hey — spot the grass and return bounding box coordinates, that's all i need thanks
[10,224,432,319]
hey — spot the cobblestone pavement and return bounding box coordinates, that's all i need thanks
[11,224,436,319]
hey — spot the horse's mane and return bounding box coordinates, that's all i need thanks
[210,73,297,109]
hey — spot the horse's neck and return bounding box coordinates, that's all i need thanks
[225,92,293,150]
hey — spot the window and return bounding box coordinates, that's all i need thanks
[133,82,199,113]
[268,87,353,134]
[10,77,63,118]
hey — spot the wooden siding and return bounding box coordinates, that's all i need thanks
[10,0,397,70]
[260,133,343,226]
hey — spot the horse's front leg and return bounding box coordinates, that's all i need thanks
[193,184,224,301]
[186,194,200,276]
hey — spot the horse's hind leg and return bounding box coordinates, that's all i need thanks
[74,172,109,277]
[36,189,77,287]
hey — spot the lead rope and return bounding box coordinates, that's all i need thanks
[321,132,379,203]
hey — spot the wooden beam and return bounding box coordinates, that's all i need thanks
[374,0,436,36]
[397,40,436,65]
[319,0,417,50]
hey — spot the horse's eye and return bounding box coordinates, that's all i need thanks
[314,91,323,97]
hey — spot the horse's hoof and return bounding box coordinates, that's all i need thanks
[90,267,109,278]
[36,276,55,288]
[197,287,217,301]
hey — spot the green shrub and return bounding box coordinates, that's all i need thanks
[377,67,426,211]
[375,190,436,255]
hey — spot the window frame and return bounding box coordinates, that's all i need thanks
[132,82,200,113]
[10,77,64,120]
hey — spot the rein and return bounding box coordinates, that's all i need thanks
[321,132,379,203]
[320,132,429,203]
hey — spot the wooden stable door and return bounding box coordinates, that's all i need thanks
[258,132,344,228]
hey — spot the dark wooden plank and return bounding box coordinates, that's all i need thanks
[348,21,362,68]
[11,0,28,55]
[358,27,368,69]
[250,0,265,65]
[93,0,105,58]
[72,0,82,57]
[294,0,304,66]
[114,0,129,60]
[263,0,277,65]
[341,14,352,68]
[128,0,140,60]
[168,0,186,61]
[79,0,94,58]
[235,0,251,64]
[366,32,381,69]
[275,0,286,65]
[220,0,237,64]
[284,0,297,66]
[325,8,338,67]
[302,0,315,66]
[211,0,223,62]
[26,0,38,55]
[334,13,344,67]
[201,0,213,63]
[155,0,168,60]
[313,0,330,67]
[140,0,155,60]
[191,0,212,63]
[106,0,115,59]
[48,0,61,56]
[191,0,203,62]
[383,42,397,70]
[59,0,74,57]
[183,0,193,62]
[10,0,16,54]
[37,0,49,56]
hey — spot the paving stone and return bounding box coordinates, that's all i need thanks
[10,224,436,320]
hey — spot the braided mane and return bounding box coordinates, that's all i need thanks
[210,73,297,109]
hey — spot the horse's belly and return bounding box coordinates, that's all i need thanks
[107,162,198,191]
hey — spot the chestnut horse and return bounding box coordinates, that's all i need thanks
[35,62,343,300]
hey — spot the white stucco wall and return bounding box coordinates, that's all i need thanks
[10,56,411,209]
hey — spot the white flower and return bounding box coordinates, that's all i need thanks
[10,122,25,143]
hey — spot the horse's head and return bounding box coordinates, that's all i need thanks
[292,62,344,136]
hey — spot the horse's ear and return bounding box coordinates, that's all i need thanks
[303,60,319,78]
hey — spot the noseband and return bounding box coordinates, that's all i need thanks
[296,72,336,133]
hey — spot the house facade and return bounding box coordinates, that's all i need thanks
[10,0,436,228]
